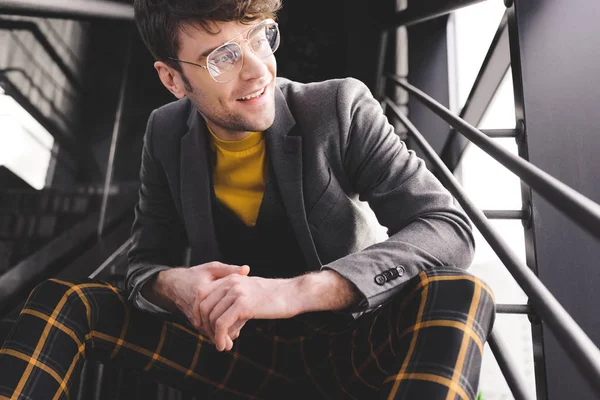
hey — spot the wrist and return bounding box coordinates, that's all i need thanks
[293,270,361,314]
[142,268,184,313]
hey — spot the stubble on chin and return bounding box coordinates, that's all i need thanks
[191,92,276,134]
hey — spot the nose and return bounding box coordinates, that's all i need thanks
[237,40,270,81]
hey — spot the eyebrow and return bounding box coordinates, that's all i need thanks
[193,19,271,62]
[197,46,218,61]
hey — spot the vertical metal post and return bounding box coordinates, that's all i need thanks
[508,0,600,399]
[506,3,547,398]
[375,29,389,100]
[98,32,132,237]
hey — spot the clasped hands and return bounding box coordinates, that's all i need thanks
[156,262,303,352]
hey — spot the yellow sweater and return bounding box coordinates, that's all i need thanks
[209,129,266,227]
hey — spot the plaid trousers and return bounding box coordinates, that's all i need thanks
[0,268,495,400]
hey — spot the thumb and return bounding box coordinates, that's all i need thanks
[207,262,250,278]
[237,265,250,276]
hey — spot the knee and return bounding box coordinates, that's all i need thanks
[25,279,102,325]
[421,268,496,333]
[27,278,72,305]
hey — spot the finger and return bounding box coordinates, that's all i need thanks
[225,336,234,352]
[228,319,247,339]
[199,285,232,339]
[194,276,237,330]
[210,295,238,350]
[196,276,231,305]
[230,327,243,341]
[204,263,250,279]
[190,294,202,329]
[209,294,237,332]
[214,302,244,352]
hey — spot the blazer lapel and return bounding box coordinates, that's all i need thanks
[266,86,322,271]
[180,108,221,264]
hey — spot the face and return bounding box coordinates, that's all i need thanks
[155,20,277,140]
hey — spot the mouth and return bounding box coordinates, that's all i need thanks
[236,86,267,102]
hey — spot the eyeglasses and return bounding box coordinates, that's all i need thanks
[169,19,280,83]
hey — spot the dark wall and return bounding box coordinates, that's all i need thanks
[111,32,173,183]
[407,17,451,163]
[509,0,600,398]
[277,0,395,90]
[75,21,170,184]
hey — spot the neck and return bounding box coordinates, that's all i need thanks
[205,120,252,141]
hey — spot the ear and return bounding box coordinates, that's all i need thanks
[154,61,187,99]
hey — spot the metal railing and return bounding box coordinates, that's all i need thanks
[376,1,600,399]
[0,0,134,21]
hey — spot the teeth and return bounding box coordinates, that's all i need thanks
[239,87,264,100]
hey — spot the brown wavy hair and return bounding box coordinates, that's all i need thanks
[134,0,282,71]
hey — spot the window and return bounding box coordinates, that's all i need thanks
[0,86,54,189]
[451,1,536,398]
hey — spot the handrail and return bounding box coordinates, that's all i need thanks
[387,74,600,242]
[0,0,134,21]
[384,98,600,396]
[488,329,533,400]
[89,238,133,279]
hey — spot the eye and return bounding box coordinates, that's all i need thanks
[217,54,232,63]
[210,45,241,67]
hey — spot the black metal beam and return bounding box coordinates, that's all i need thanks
[483,210,526,219]
[481,129,516,138]
[488,329,534,400]
[496,304,531,314]
[384,97,600,397]
[386,0,487,28]
[440,11,511,171]
[387,74,600,242]
[0,0,134,21]
[375,30,389,101]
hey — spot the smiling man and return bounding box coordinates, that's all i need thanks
[0,1,496,399]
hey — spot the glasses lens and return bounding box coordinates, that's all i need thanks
[249,22,280,57]
[206,21,279,83]
[207,43,243,82]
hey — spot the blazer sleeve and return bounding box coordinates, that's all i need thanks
[125,110,187,310]
[322,79,475,315]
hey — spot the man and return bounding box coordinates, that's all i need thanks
[0,0,495,399]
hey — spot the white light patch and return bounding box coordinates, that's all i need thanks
[0,91,54,189]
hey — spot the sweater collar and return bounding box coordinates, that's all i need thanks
[208,127,263,152]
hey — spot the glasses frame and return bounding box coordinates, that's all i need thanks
[168,19,279,83]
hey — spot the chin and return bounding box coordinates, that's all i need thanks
[250,111,275,132]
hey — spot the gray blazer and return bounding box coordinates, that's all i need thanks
[126,77,475,316]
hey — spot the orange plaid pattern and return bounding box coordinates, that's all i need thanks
[0,268,495,399]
